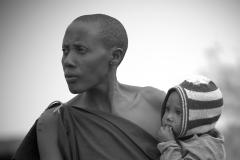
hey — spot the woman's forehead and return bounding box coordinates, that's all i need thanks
[66,21,101,36]
[63,21,103,45]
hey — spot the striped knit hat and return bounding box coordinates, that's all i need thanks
[161,75,223,138]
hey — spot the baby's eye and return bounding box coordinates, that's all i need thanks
[176,109,182,115]
[165,106,170,112]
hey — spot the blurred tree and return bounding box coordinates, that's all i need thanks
[201,43,240,160]
[224,126,240,160]
[202,43,240,116]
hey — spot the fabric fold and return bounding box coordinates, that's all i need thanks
[58,105,160,160]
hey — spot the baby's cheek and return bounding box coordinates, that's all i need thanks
[161,115,166,124]
[173,123,181,135]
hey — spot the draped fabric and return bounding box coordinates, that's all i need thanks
[13,103,160,160]
[12,101,61,160]
[12,120,40,160]
[58,105,160,160]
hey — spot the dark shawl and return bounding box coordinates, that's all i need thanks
[13,103,160,160]
[12,101,61,160]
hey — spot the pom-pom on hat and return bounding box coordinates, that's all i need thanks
[161,75,223,138]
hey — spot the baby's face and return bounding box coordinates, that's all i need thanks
[162,91,182,136]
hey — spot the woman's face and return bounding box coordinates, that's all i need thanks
[62,21,111,94]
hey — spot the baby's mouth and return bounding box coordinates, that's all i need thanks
[164,123,172,128]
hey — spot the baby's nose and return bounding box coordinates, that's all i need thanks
[167,114,174,122]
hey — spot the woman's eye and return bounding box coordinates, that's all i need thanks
[62,48,68,55]
[75,46,87,54]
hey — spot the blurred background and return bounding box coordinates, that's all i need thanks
[0,0,239,159]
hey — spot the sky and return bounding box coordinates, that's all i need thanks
[0,0,240,138]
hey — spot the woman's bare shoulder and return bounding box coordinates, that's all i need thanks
[140,86,166,105]
[121,83,166,109]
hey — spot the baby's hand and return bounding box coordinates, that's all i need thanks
[157,126,175,142]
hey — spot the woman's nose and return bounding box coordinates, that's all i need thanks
[62,51,76,68]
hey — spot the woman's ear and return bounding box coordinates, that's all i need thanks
[110,48,124,66]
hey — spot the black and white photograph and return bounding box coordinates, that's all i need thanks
[1,0,240,159]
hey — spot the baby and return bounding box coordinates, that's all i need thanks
[157,75,226,160]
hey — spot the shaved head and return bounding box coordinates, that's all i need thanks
[71,14,128,58]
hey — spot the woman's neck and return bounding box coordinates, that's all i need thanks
[70,67,122,112]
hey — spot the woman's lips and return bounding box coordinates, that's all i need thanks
[65,75,78,82]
